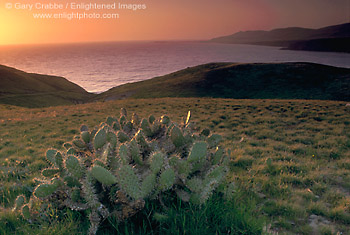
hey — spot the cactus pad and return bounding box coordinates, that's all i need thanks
[91,165,117,186]
[94,128,107,149]
[34,183,58,198]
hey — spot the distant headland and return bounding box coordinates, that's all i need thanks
[210,23,350,53]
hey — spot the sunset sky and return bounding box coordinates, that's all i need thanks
[0,0,349,45]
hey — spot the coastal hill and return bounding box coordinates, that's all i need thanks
[1,62,349,108]
[210,23,350,52]
[94,62,350,102]
[0,64,94,107]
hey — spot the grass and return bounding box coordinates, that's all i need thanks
[0,98,350,234]
[0,208,88,235]
[96,191,262,234]
[0,191,262,235]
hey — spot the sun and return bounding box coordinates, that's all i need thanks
[0,9,20,45]
[0,11,11,36]
[0,8,42,45]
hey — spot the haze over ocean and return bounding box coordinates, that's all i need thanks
[0,41,349,93]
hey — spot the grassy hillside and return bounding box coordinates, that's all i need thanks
[95,62,350,102]
[1,62,349,108]
[0,65,95,108]
[0,98,349,234]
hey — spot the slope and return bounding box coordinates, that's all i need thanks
[0,64,94,107]
[95,62,350,102]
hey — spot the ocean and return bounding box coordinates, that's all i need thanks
[0,41,349,93]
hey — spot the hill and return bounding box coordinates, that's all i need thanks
[94,62,350,102]
[0,65,95,107]
[1,62,349,108]
[210,23,350,52]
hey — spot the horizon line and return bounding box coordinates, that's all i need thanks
[1,21,348,47]
[0,39,207,47]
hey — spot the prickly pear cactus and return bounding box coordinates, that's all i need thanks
[20,109,230,234]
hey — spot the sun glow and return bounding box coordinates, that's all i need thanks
[0,10,20,45]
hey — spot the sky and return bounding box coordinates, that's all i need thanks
[0,0,349,45]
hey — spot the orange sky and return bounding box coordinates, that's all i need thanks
[0,0,349,45]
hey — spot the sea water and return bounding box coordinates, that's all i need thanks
[0,41,349,93]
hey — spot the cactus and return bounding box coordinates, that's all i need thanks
[64,176,81,187]
[42,168,60,177]
[106,117,115,126]
[118,144,129,164]
[81,131,91,143]
[21,204,31,220]
[66,147,76,155]
[173,158,191,179]
[65,155,84,178]
[81,125,89,132]
[141,173,157,197]
[46,149,57,165]
[148,115,155,124]
[212,147,224,165]
[141,119,152,137]
[91,165,117,186]
[149,152,164,174]
[207,134,222,148]
[159,168,175,191]
[73,139,86,149]
[132,113,140,126]
[55,152,64,169]
[120,115,127,127]
[117,131,130,143]
[120,108,127,117]
[107,132,117,148]
[20,109,230,234]
[123,121,133,133]
[117,165,142,200]
[113,122,121,131]
[129,139,142,165]
[160,115,170,126]
[94,128,107,150]
[34,183,58,198]
[170,126,185,148]
[13,195,26,211]
[188,141,207,163]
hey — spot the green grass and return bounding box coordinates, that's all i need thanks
[0,98,350,234]
[0,192,262,235]
[0,208,88,235]
[96,191,262,234]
